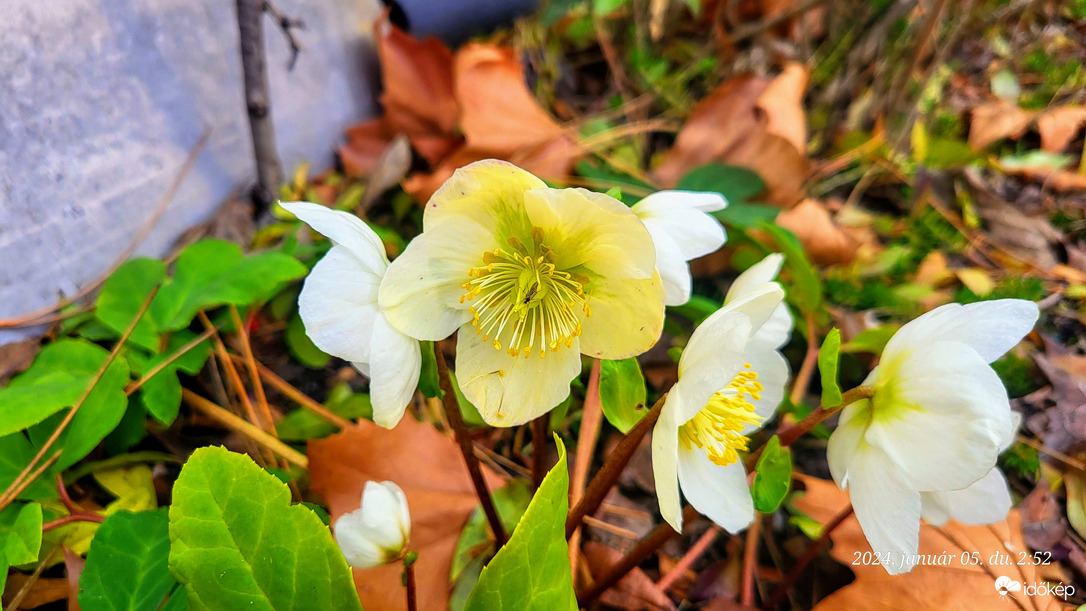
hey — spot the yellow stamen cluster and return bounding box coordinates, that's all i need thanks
[460,229,590,359]
[678,365,764,466]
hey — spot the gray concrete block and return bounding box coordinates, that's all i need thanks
[0,0,381,344]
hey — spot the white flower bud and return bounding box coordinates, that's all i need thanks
[334,481,411,568]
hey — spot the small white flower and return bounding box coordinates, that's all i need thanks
[652,254,792,533]
[827,299,1039,574]
[334,481,412,568]
[281,202,422,429]
[631,191,728,306]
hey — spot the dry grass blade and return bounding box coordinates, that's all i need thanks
[180,388,308,469]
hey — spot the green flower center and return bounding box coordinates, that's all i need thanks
[460,228,590,359]
[678,366,764,467]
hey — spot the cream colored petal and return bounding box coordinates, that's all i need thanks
[378,217,494,340]
[677,447,754,534]
[298,245,381,363]
[454,325,581,427]
[577,273,666,360]
[674,311,752,423]
[717,282,785,333]
[867,342,1011,492]
[632,190,727,261]
[282,202,389,276]
[368,317,422,429]
[739,339,790,435]
[883,299,1039,364]
[423,159,544,243]
[652,391,684,532]
[522,187,657,280]
[724,253,784,305]
[645,225,694,306]
[334,510,385,568]
[826,399,871,489]
[945,467,1012,525]
[754,302,793,350]
[920,491,950,526]
[847,444,922,575]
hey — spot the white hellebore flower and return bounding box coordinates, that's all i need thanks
[377,160,665,427]
[826,299,1039,575]
[334,481,412,568]
[281,202,421,429]
[653,254,792,533]
[631,191,728,306]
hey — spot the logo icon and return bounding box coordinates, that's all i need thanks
[994,576,1022,596]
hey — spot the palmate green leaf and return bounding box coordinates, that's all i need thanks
[168,446,362,611]
[150,239,307,331]
[752,436,792,513]
[817,328,843,408]
[0,434,56,501]
[0,371,85,438]
[598,358,648,434]
[95,258,167,351]
[79,509,184,611]
[129,332,212,425]
[1,502,43,565]
[464,435,576,611]
[17,339,130,470]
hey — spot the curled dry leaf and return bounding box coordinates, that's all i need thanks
[969,100,1036,151]
[308,417,505,611]
[654,66,809,208]
[1038,106,1086,154]
[792,475,1063,611]
[775,199,860,265]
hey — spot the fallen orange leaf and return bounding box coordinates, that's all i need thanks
[775,199,860,265]
[969,100,1036,150]
[1038,106,1086,154]
[654,72,808,208]
[792,475,1067,611]
[309,417,505,611]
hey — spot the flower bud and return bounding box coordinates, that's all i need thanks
[334,481,411,568]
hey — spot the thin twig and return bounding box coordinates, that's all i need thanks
[0,131,208,328]
[566,393,665,539]
[237,0,284,206]
[42,512,105,531]
[0,451,62,513]
[263,0,304,69]
[3,547,59,611]
[569,359,604,580]
[126,326,218,395]
[741,513,762,606]
[531,415,549,491]
[435,349,507,549]
[229,306,275,434]
[404,561,418,611]
[789,312,818,406]
[230,354,352,429]
[764,505,853,610]
[655,524,721,593]
[199,312,267,431]
[577,506,698,606]
[181,388,308,468]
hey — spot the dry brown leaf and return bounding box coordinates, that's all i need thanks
[914,251,951,287]
[1002,165,1086,193]
[969,100,1037,150]
[792,475,1066,611]
[757,62,809,154]
[1038,106,1086,153]
[584,541,676,610]
[654,74,807,207]
[965,171,1061,269]
[309,417,505,611]
[340,118,398,177]
[1,575,70,609]
[64,546,84,611]
[775,199,860,265]
[358,134,413,211]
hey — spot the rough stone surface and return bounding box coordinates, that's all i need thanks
[0,0,380,344]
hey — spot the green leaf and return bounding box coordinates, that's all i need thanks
[752,436,792,513]
[95,258,167,351]
[80,509,179,611]
[464,435,576,611]
[285,313,330,369]
[817,328,843,408]
[18,339,131,470]
[451,480,533,583]
[277,384,373,441]
[593,0,630,16]
[417,341,442,398]
[1,502,43,565]
[758,224,822,312]
[0,434,57,501]
[0,371,86,438]
[151,240,306,331]
[676,164,778,229]
[598,358,647,434]
[168,446,362,611]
